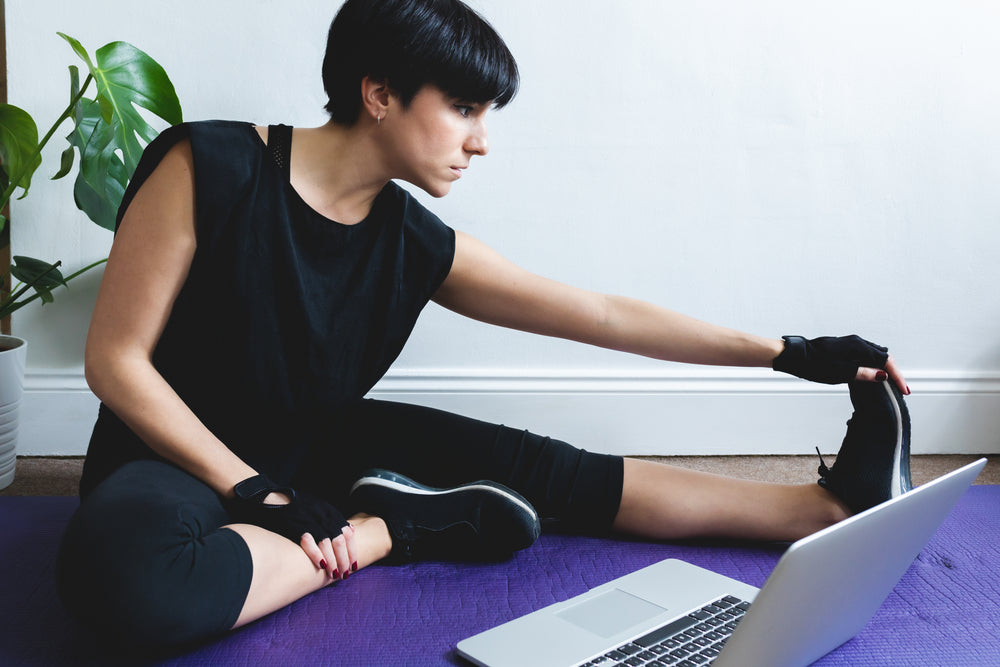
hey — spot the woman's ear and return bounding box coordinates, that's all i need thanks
[360,76,392,124]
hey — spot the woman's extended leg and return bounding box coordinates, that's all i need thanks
[320,399,854,545]
[613,458,850,542]
[614,380,910,542]
[301,393,907,563]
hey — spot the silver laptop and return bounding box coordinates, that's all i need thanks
[457,458,986,667]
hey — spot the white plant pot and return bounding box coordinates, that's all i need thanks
[0,335,27,490]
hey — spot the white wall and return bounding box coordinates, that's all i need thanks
[7,0,1000,456]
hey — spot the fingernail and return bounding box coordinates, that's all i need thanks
[319,559,327,571]
[352,561,358,572]
[875,371,888,381]
[906,385,912,395]
[332,569,339,579]
[343,570,349,580]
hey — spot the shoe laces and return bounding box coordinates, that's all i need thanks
[815,446,831,477]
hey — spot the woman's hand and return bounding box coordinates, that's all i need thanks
[772,335,910,394]
[299,523,357,582]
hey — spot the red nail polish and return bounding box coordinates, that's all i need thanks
[875,371,888,381]
[352,561,358,572]
[332,569,339,579]
[319,559,327,571]
[343,570,349,579]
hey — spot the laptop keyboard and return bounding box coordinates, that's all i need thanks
[576,595,751,666]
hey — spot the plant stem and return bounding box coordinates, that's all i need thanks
[0,74,94,209]
[61,257,107,283]
[0,261,61,319]
[0,256,106,318]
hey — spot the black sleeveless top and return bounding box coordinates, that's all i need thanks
[80,121,456,494]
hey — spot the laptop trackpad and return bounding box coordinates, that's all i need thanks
[556,588,668,638]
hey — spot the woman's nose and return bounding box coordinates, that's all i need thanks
[466,122,489,156]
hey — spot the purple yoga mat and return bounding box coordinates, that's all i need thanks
[2,487,998,666]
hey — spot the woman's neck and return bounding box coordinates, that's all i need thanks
[286,121,390,225]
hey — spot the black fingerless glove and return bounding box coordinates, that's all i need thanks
[772,334,888,384]
[227,474,349,545]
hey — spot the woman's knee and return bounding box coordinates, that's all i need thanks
[56,461,252,647]
[490,427,625,534]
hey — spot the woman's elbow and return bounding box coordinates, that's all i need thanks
[84,337,139,402]
[84,340,113,400]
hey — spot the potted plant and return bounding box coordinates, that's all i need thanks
[0,333,25,488]
[0,33,182,489]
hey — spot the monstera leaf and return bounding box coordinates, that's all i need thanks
[59,33,182,230]
[0,104,42,231]
[9,256,66,306]
[66,95,129,230]
[0,34,182,325]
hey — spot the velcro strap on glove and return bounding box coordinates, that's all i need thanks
[228,473,349,545]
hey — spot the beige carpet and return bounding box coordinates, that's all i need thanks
[2,454,997,496]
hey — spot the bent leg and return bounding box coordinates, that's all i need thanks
[57,460,253,646]
[614,458,851,542]
[57,460,393,645]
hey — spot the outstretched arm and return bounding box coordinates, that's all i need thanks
[434,232,783,366]
[433,231,906,387]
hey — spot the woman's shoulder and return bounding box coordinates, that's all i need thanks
[143,119,255,149]
[184,119,257,136]
[183,121,263,187]
[183,120,260,154]
[117,121,261,231]
[130,120,257,180]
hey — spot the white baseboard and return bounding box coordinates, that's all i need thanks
[17,368,1000,456]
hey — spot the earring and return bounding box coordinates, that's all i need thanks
[377,114,382,127]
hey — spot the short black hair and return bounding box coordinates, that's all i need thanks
[322,0,519,124]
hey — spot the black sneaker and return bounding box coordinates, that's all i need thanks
[349,469,541,562]
[817,380,912,513]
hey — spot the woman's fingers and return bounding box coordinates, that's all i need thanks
[299,525,359,583]
[854,366,887,382]
[329,525,356,580]
[318,537,340,579]
[300,533,340,580]
[299,532,330,575]
[884,356,910,395]
[855,355,910,395]
[342,523,358,575]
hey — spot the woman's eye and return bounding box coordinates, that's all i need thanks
[456,105,474,118]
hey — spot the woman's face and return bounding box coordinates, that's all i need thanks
[381,85,490,198]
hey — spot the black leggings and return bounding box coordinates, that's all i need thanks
[56,399,624,648]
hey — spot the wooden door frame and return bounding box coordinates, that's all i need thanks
[1,0,11,335]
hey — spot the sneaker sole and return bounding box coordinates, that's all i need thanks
[882,380,913,497]
[822,380,914,513]
[351,470,538,518]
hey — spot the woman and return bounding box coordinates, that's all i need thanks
[57,0,909,649]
